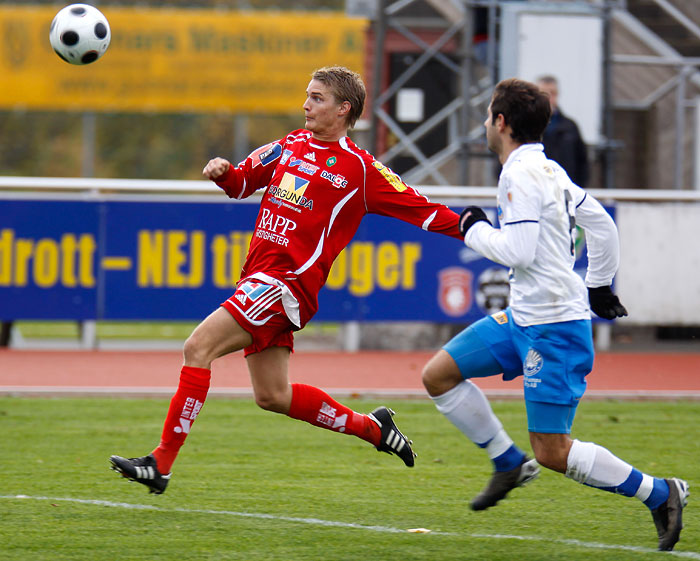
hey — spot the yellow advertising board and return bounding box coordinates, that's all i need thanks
[0,5,367,113]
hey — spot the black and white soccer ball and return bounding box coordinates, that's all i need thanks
[49,4,111,65]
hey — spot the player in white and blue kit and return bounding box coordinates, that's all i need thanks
[422,78,689,551]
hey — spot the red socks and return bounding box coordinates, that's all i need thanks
[287,383,380,446]
[152,377,380,474]
[152,366,211,474]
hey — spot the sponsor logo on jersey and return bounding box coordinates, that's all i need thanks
[255,208,297,247]
[267,173,314,210]
[304,152,316,162]
[372,161,407,192]
[288,157,319,175]
[320,169,348,189]
[326,156,337,167]
[250,142,282,168]
[437,267,472,317]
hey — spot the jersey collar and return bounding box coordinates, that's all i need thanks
[502,143,544,172]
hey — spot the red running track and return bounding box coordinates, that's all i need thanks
[1,349,699,399]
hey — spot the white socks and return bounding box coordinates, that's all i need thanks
[566,439,656,502]
[431,380,513,457]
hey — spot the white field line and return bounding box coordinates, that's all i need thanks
[2,494,699,559]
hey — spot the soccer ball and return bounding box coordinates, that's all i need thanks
[49,4,111,65]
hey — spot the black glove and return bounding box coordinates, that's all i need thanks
[459,206,492,236]
[588,286,628,320]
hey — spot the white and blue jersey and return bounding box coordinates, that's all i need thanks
[465,143,619,327]
[446,143,623,432]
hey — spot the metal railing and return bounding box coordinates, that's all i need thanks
[612,6,700,190]
[2,176,699,201]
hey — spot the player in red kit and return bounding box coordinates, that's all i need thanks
[110,66,462,494]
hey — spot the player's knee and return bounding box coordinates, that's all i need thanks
[421,363,438,393]
[422,355,461,397]
[182,332,213,366]
[254,390,287,414]
[531,438,570,473]
[533,449,559,471]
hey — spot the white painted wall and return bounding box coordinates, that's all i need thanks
[616,202,700,325]
[500,2,603,145]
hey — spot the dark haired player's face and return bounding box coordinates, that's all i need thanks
[484,103,501,155]
[303,79,345,139]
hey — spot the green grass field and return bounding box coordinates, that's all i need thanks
[1,397,698,560]
[12,321,338,341]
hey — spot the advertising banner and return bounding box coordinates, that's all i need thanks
[0,6,366,113]
[0,198,597,324]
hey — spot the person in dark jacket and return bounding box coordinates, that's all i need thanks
[537,76,590,188]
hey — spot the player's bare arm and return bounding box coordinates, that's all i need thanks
[202,157,231,180]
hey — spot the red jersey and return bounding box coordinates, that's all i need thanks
[214,129,462,328]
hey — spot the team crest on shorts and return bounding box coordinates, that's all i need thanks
[524,348,544,376]
[228,280,284,326]
[437,267,473,317]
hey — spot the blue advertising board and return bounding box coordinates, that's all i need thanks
[0,198,598,323]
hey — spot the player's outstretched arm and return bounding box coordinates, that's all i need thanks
[202,157,231,180]
[363,159,462,239]
[205,140,283,200]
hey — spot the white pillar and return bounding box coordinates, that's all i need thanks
[594,322,612,352]
[341,321,361,353]
[80,320,98,349]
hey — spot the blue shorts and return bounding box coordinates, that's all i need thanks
[443,308,594,434]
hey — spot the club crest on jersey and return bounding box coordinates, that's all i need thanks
[372,161,407,192]
[326,156,337,167]
[437,267,473,317]
[267,172,314,210]
[250,143,282,168]
[320,170,348,189]
[280,149,293,166]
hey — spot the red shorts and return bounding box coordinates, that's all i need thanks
[221,278,295,357]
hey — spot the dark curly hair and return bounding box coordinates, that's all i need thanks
[490,78,551,144]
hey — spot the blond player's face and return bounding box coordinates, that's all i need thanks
[303,79,344,137]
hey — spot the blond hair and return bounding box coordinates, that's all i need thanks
[311,66,366,128]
